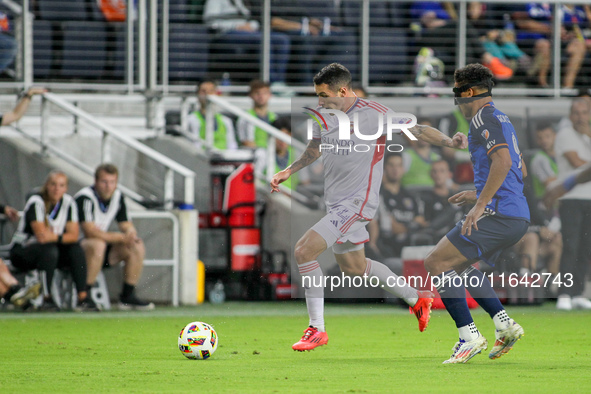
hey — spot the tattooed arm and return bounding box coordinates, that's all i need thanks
[270,139,321,193]
[409,124,468,149]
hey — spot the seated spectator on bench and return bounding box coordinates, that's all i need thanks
[10,171,97,312]
[188,79,238,151]
[0,200,41,309]
[75,164,154,311]
[0,259,40,309]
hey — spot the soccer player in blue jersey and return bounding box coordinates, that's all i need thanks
[411,63,530,364]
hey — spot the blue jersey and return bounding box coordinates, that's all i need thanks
[468,102,530,220]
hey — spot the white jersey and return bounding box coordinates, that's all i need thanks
[12,193,78,246]
[312,98,400,219]
[74,186,128,233]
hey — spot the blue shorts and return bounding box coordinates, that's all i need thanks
[446,214,529,267]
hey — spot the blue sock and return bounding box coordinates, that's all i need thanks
[434,270,473,328]
[461,266,504,318]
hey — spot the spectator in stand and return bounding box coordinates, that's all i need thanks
[269,117,299,191]
[9,171,98,312]
[513,123,561,278]
[531,123,559,198]
[187,79,237,151]
[401,118,442,188]
[368,154,427,263]
[203,0,290,84]
[512,3,587,88]
[417,159,463,242]
[438,107,471,166]
[0,11,16,75]
[410,1,513,80]
[554,98,591,310]
[0,86,46,126]
[237,80,277,149]
[270,0,358,84]
[351,84,367,98]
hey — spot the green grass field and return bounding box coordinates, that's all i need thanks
[1,302,590,393]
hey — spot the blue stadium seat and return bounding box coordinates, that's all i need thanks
[169,24,209,82]
[37,0,88,21]
[341,1,391,27]
[60,21,107,78]
[109,24,138,81]
[369,28,409,84]
[33,21,54,78]
[169,0,191,23]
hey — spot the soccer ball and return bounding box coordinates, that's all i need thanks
[178,321,218,360]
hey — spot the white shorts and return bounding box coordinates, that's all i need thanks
[311,204,370,255]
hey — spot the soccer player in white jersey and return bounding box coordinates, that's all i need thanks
[271,63,468,351]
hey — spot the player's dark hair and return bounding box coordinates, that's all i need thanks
[95,163,119,180]
[535,122,556,133]
[249,79,271,93]
[272,117,291,133]
[313,63,352,92]
[454,63,494,92]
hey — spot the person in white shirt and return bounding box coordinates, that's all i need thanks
[553,98,591,310]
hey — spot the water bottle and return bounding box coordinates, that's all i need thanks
[220,72,231,88]
[301,17,309,36]
[503,13,514,32]
[323,17,331,36]
[220,72,231,96]
[209,280,226,304]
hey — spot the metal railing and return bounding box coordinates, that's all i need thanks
[9,92,196,208]
[0,0,586,98]
[129,210,180,306]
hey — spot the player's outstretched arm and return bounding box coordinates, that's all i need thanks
[270,139,321,193]
[409,124,468,149]
[462,148,512,235]
[544,163,591,207]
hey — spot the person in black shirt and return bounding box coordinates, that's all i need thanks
[9,171,98,311]
[368,154,427,260]
[418,159,464,241]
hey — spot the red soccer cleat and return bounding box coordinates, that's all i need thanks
[409,291,434,332]
[292,326,329,351]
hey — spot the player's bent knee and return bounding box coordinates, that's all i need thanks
[294,244,314,265]
[424,253,442,275]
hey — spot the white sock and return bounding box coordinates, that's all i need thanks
[458,322,480,341]
[364,258,418,306]
[492,310,512,330]
[298,260,325,332]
